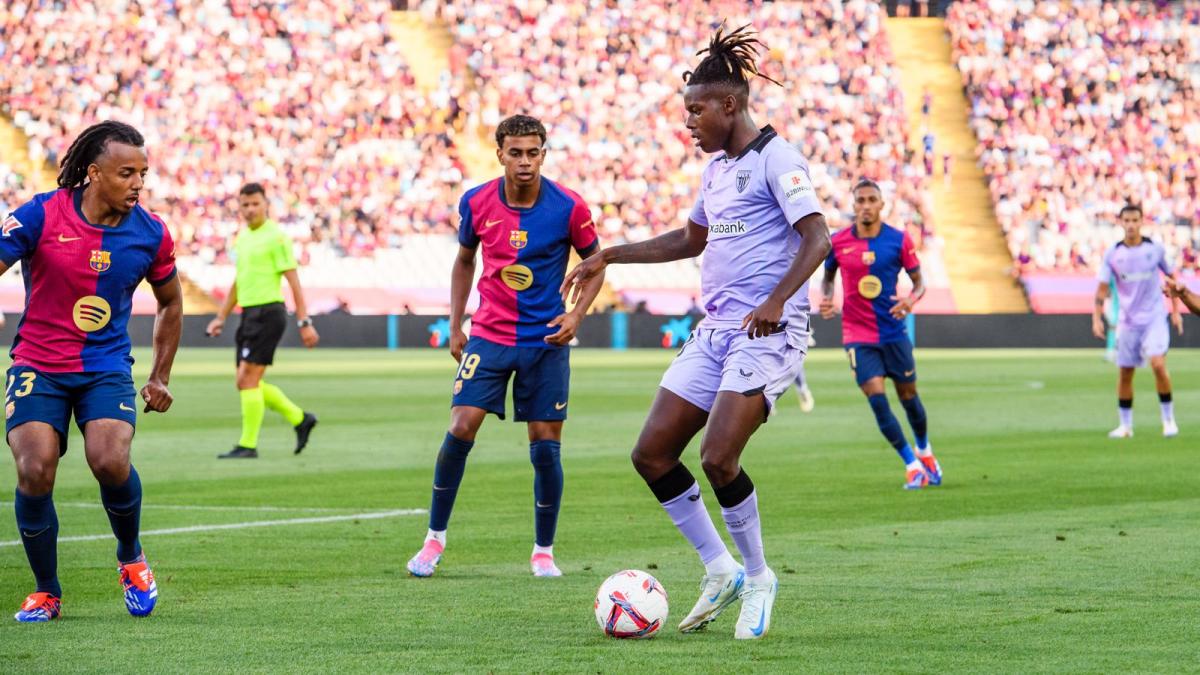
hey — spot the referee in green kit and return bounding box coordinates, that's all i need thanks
[206,183,319,458]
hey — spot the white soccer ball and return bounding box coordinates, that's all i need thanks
[594,569,669,639]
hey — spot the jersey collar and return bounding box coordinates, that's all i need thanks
[72,187,131,230]
[724,125,777,162]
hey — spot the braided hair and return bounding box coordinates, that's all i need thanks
[56,121,145,189]
[683,22,782,92]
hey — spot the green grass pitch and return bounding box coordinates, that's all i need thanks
[1,347,1197,673]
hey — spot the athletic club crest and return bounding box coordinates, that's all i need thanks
[509,229,528,249]
[89,250,112,273]
[736,170,752,193]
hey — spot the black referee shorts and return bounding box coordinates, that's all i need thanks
[236,302,287,366]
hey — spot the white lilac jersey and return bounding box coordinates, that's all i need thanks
[688,126,823,342]
[1097,239,1172,328]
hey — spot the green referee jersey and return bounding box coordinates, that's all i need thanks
[233,219,297,307]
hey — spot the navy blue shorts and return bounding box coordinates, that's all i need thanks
[451,336,570,422]
[845,340,917,387]
[5,366,138,456]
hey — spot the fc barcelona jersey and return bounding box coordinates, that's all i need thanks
[825,224,919,345]
[0,189,177,372]
[458,177,597,348]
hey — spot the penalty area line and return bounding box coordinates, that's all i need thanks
[0,508,427,548]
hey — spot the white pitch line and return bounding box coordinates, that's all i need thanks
[0,509,426,548]
[0,502,372,513]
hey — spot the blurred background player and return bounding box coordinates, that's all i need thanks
[2,121,182,621]
[564,25,830,639]
[820,179,942,490]
[206,183,319,459]
[407,115,605,579]
[1091,204,1183,438]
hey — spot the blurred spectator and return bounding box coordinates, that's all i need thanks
[949,0,1200,274]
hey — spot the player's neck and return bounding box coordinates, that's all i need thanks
[247,219,267,231]
[1123,234,1142,247]
[503,176,541,209]
[722,116,761,158]
[856,221,882,238]
[79,186,122,227]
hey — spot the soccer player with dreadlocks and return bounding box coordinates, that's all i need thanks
[2,121,181,622]
[564,24,831,639]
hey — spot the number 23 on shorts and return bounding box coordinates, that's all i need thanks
[6,371,36,398]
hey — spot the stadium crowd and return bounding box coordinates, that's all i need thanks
[1,0,933,265]
[948,0,1200,275]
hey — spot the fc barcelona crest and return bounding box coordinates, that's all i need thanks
[509,229,528,250]
[89,250,112,273]
[736,170,752,193]
[861,250,876,265]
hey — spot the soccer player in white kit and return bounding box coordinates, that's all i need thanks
[1091,204,1183,438]
[563,24,831,640]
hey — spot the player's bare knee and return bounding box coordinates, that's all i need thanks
[699,454,738,488]
[630,445,670,479]
[14,456,56,494]
[86,451,130,486]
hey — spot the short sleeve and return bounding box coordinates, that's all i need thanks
[1096,247,1114,284]
[766,147,822,225]
[0,197,48,266]
[457,194,479,248]
[689,188,708,227]
[568,199,598,254]
[271,231,297,273]
[901,231,921,272]
[148,218,178,286]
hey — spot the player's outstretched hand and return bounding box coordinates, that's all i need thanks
[545,312,581,346]
[561,254,607,304]
[1163,278,1185,299]
[818,295,837,319]
[449,326,468,363]
[140,379,173,413]
[205,317,224,337]
[742,297,784,340]
[1172,311,1184,336]
[300,324,320,348]
[889,295,914,320]
[1091,315,1106,340]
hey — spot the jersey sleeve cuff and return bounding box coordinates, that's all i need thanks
[576,241,600,257]
[148,267,178,287]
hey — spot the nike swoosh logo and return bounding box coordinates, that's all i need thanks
[536,501,553,508]
[119,402,135,412]
[750,580,775,636]
[554,402,567,410]
[483,219,502,229]
[58,234,82,243]
[708,570,744,603]
[432,485,451,491]
[904,370,915,377]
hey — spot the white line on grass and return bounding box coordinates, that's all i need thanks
[0,502,379,513]
[0,509,427,548]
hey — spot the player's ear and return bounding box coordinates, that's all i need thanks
[87,162,102,183]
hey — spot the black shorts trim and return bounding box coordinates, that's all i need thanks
[236,302,288,365]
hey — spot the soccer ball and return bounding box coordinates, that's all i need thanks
[594,569,669,639]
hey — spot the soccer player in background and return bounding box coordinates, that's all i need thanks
[820,179,942,490]
[205,183,319,458]
[564,25,830,639]
[1091,204,1183,438]
[406,115,606,579]
[2,121,182,621]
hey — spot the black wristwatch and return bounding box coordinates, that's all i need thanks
[297,318,313,329]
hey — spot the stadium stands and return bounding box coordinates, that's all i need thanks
[947,0,1200,310]
[1,0,952,313]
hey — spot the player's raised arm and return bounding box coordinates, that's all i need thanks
[143,265,182,414]
[561,221,707,300]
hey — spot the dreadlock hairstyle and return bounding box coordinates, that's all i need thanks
[682,22,782,92]
[56,121,145,189]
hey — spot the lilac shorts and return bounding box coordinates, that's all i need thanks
[660,327,806,415]
[1116,319,1169,368]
